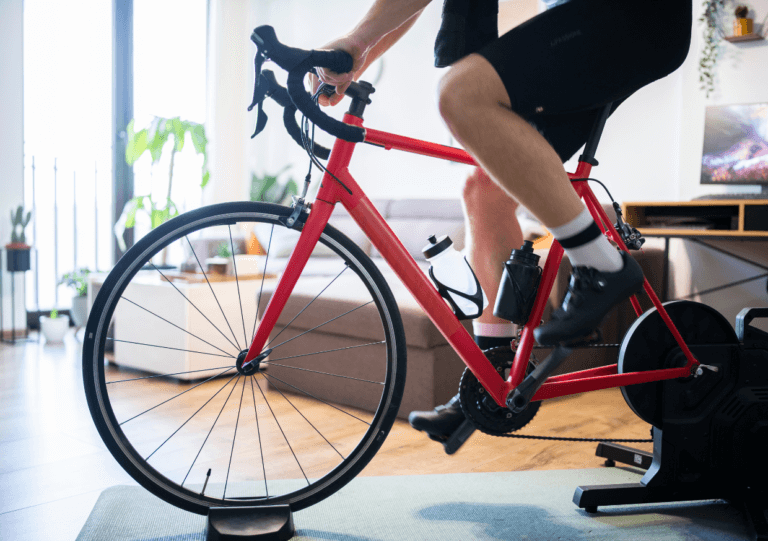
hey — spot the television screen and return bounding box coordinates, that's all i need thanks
[701,103,768,185]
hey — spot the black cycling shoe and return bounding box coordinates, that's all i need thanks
[534,250,644,346]
[408,394,476,454]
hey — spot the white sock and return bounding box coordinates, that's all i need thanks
[472,321,516,338]
[549,208,623,272]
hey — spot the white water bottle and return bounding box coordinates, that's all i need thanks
[423,235,488,320]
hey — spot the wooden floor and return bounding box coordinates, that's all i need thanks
[0,332,652,540]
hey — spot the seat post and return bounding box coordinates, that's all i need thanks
[578,102,613,167]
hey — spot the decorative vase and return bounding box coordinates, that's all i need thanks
[734,18,753,36]
[5,244,31,272]
[40,314,70,343]
[70,295,88,327]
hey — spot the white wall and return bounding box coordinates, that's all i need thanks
[669,0,768,330]
[0,0,27,334]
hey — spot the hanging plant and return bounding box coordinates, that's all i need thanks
[699,0,727,98]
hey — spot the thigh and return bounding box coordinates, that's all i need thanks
[477,0,691,161]
[478,0,691,117]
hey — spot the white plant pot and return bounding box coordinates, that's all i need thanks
[205,256,229,275]
[40,315,70,343]
[71,295,88,327]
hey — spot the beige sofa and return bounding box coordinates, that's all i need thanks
[259,199,666,418]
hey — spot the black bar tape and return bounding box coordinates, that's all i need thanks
[287,60,365,143]
[557,222,602,249]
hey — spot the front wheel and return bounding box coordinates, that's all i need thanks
[83,202,406,514]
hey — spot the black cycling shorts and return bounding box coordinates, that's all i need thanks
[477,0,692,162]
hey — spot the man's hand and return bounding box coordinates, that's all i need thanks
[310,35,370,107]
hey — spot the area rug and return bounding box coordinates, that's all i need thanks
[77,467,749,540]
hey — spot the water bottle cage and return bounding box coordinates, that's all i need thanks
[428,256,485,320]
[501,263,542,325]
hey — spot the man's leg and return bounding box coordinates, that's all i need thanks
[408,167,523,449]
[462,166,523,332]
[438,55,584,231]
[437,54,642,347]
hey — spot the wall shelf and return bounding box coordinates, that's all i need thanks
[724,33,764,43]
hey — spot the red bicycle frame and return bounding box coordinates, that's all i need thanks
[245,113,700,409]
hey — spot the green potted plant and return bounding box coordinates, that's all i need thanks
[5,206,32,272]
[206,242,232,275]
[115,116,209,264]
[733,5,753,35]
[39,309,69,343]
[59,268,91,327]
[699,0,727,98]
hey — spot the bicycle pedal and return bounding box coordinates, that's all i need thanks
[442,419,476,455]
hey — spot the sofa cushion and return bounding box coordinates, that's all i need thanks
[372,199,466,260]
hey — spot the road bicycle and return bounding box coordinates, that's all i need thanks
[83,26,745,516]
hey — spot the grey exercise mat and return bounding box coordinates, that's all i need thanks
[77,468,749,541]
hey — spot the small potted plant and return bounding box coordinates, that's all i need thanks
[733,5,753,36]
[59,268,91,327]
[6,206,32,272]
[39,309,70,343]
[206,242,231,275]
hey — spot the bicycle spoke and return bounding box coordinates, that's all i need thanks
[107,337,234,360]
[263,373,345,459]
[251,225,274,342]
[121,297,237,357]
[250,377,268,498]
[262,362,384,385]
[269,301,373,352]
[182,375,242,487]
[263,341,386,365]
[229,225,249,347]
[265,265,349,348]
[145,372,240,461]
[107,364,234,384]
[260,371,370,426]
[223,376,247,499]
[152,263,241,352]
[186,236,242,350]
[119,366,236,426]
[253,374,309,486]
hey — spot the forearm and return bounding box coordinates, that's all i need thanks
[356,10,423,75]
[352,0,432,51]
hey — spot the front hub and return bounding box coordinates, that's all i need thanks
[236,348,271,376]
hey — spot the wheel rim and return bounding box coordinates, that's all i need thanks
[85,207,401,511]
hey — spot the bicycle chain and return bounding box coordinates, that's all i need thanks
[492,433,652,443]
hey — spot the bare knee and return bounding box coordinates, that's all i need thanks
[438,55,508,131]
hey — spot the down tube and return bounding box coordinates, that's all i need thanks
[343,192,510,406]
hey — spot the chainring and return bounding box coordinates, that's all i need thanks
[619,300,738,428]
[459,346,540,436]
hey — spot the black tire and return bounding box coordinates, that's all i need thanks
[83,202,406,514]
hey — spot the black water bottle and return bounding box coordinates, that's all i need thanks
[493,240,542,325]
